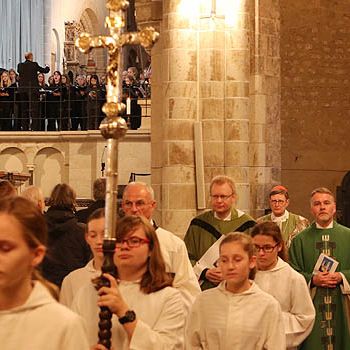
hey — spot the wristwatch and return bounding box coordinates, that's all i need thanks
[118,310,136,324]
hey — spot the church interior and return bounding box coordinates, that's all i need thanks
[0,0,349,237]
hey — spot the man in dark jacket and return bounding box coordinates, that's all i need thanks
[76,178,106,224]
[17,52,49,130]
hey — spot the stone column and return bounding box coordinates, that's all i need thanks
[152,0,281,236]
[249,0,281,218]
[43,0,52,66]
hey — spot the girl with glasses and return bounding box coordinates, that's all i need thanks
[0,197,88,350]
[251,222,315,350]
[72,215,185,349]
[186,232,285,349]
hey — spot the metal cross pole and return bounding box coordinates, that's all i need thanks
[75,1,158,348]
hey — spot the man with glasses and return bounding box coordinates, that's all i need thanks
[121,182,201,312]
[289,187,350,350]
[184,175,256,290]
[257,185,309,248]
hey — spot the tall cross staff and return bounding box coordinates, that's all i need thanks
[76,1,158,348]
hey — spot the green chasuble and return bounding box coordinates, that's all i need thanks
[184,209,255,290]
[289,222,350,350]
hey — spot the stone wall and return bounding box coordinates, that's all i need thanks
[0,130,151,199]
[280,0,350,219]
[151,0,281,237]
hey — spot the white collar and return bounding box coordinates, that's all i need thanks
[271,209,289,222]
[316,221,334,229]
[214,211,232,221]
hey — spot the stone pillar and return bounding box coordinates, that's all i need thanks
[249,0,281,218]
[43,0,52,66]
[152,0,281,236]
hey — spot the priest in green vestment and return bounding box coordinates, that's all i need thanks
[289,187,350,350]
[184,175,255,290]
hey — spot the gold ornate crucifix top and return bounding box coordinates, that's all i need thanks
[76,0,159,132]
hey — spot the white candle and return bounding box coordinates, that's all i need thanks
[126,97,131,115]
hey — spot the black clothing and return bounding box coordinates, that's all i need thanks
[71,85,87,130]
[42,207,91,287]
[76,199,105,224]
[87,85,104,130]
[47,84,68,131]
[17,59,49,131]
[0,85,14,130]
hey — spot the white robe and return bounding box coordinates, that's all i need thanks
[185,281,286,350]
[60,226,200,312]
[254,257,315,349]
[60,259,100,307]
[71,280,185,349]
[155,226,201,312]
[0,281,89,350]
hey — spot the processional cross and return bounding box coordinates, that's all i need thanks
[76,1,159,348]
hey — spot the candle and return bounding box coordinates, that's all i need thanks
[126,97,131,115]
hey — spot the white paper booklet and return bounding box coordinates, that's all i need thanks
[313,253,339,274]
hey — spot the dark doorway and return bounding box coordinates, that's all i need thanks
[336,171,350,228]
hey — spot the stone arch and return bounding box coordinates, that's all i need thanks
[336,171,350,227]
[51,28,61,71]
[77,8,105,75]
[34,147,66,197]
[0,147,28,173]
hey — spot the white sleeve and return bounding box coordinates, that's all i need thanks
[283,274,315,347]
[61,314,90,350]
[171,239,201,313]
[129,289,185,350]
[60,275,74,307]
[265,301,286,350]
[184,297,202,350]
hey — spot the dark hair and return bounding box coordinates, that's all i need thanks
[48,183,76,211]
[93,178,106,201]
[90,74,99,86]
[220,232,256,279]
[251,222,288,262]
[86,208,105,231]
[115,215,173,294]
[269,185,289,200]
[0,197,58,298]
[0,180,16,199]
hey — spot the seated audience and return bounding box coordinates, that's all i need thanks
[72,215,185,349]
[76,177,106,224]
[185,232,285,350]
[42,183,91,287]
[20,185,46,213]
[0,180,16,199]
[251,222,315,350]
[0,197,89,350]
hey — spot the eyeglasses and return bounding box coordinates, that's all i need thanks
[210,193,234,201]
[123,200,149,209]
[116,236,150,249]
[254,243,279,253]
[270,199,286,205]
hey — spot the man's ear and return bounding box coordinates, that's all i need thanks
[31,245,46,267]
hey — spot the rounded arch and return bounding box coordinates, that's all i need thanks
[34,147,65,197]
[0,147,28,173]
[77,7,105,75]
[51,28,61,71]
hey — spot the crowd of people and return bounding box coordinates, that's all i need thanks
[0,175,349,350]
[0,52,151,131]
